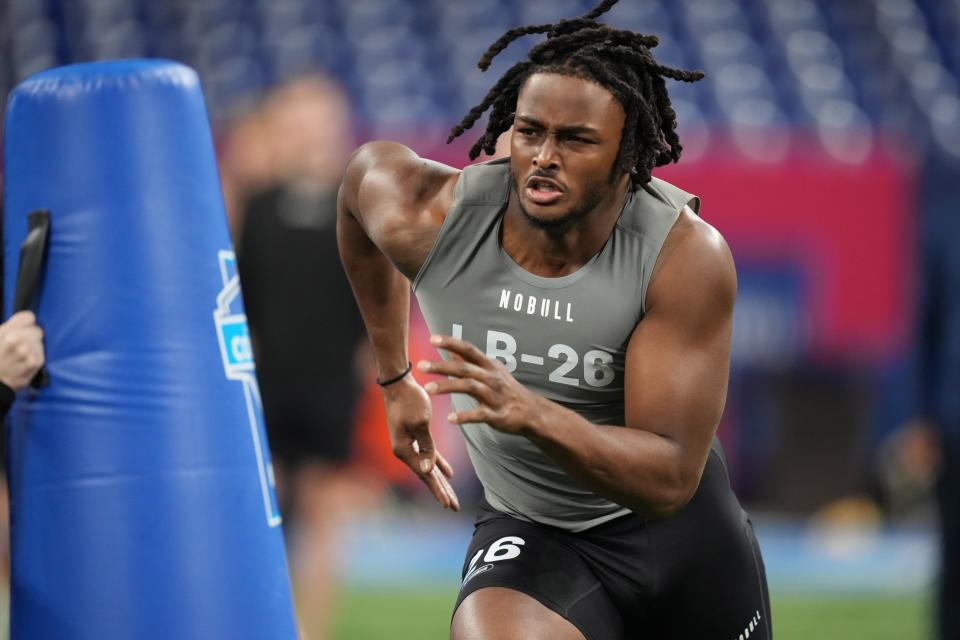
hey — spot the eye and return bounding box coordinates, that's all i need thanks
[517,128,537,136]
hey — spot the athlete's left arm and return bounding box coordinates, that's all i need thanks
[421,209,736,519]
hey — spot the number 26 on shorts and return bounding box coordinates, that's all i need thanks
[462,536,525,586]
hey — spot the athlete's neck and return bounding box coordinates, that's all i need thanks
[501,177,630,278]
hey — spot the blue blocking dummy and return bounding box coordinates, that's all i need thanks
[3,60,296,639]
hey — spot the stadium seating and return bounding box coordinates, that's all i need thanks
[3,0,960,161]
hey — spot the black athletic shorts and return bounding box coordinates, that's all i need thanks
[454,446,771,639]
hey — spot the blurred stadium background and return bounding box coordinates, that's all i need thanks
[3,0,958,638]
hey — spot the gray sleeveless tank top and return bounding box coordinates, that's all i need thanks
[413,158,699,531]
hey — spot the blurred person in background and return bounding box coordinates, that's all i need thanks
[0,307,46,581]
[890,196,960,640]
[0,309,47,611]
[235,75,373,640]
[218,106,278,246]
[337,1,770,638]
[0,185,47,621]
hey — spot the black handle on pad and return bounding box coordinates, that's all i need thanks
[12,210,50,389]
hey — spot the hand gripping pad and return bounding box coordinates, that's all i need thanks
[2,60,296,640]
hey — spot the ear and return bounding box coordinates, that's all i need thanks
[612,144,637,180]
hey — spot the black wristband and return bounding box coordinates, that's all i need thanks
[376,361,412,387]
[0,381,14,418]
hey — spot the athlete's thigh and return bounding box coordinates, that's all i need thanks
[664,517,770,638]
[647,453,772,638]
[452,509,623,640]
[452,588,585,640]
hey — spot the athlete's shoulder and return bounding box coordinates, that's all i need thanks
[338,142,462,280]
[342,141,461,216]
[647,208,736,315]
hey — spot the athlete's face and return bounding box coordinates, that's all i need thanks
[510,73,626,232]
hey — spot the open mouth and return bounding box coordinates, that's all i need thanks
[525,176,564,205]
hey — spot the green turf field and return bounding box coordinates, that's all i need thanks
[330,588,931,639]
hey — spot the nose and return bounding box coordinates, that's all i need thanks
[533,136,559,170]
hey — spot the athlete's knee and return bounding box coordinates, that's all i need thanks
[451,588,586,640]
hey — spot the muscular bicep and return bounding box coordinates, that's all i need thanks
[338,141,459,279]
[624,213,736,489]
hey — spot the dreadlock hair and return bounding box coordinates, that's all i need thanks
[446,0,704,186]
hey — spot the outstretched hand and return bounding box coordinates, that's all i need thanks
[418,334,544,437]
[381,375,459,511]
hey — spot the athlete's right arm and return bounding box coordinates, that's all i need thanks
[336,141,460,510]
